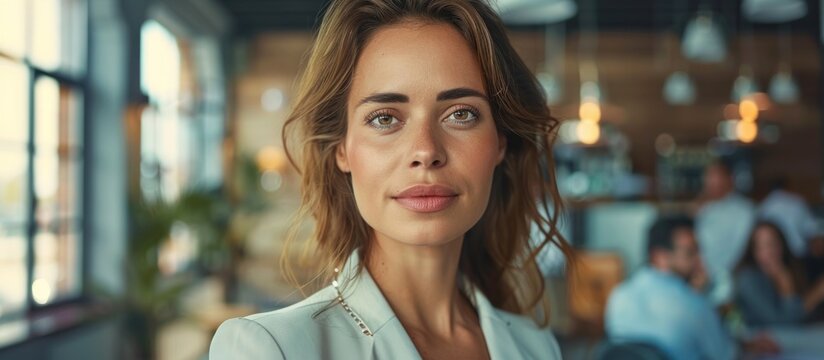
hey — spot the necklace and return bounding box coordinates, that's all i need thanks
[333,267,374,336]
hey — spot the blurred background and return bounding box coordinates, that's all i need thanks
[0,0,823,359]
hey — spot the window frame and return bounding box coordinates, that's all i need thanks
[0,0,92,319]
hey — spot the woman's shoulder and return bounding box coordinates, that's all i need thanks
[734,266,775,296]
[209,285,358,359]
[734,266,766,284]
[241,285,338,331]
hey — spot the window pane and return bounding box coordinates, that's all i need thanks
[31,74,83,305]
[35,77,84,150]
[34,76,83,225]
[30,0,87,75]
[34,154,81,224]
[61,87,84,148]
[0,227,28,318]
[140,21,195,202]
[0,58,30,145]
[140,20,180,103]
[33,221,82,305]
[30,0,60,70]
[0,0,27,58]
[0,149,29,227]
[35,76,59,148]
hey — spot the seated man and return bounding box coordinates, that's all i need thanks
[605,215,737,360]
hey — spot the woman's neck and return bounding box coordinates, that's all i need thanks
[364,233,477,338]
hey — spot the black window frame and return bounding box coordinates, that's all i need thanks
[0,0,92,320]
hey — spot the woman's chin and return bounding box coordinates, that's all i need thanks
[374,226,468,249]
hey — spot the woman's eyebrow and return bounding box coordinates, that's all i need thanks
[358,93,409,106]
[436,87,487,101]
[357,87,487,107]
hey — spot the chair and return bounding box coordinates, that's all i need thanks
[567,251,624,338]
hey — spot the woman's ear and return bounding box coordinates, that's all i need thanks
[336,143,351,173]
[496,133,507,164]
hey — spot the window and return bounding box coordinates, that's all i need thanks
[0,57,30,319]
[138,17,226,276]
[0,0,87,320]
[32,77,85,305]
[140,20,193,203]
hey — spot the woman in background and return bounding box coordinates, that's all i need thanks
[209,0,572,359]
[734,221,824,328]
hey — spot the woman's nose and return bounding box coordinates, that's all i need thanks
[408,121,447,169]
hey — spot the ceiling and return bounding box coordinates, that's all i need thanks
[215,0,821,38]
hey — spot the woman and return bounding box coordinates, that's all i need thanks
[734,221,824,328]
[210,0,571,358]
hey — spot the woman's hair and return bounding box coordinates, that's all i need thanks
[736,221,806,291]
[282,0,573,322]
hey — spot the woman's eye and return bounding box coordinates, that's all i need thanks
[367,113,401,129]
[446,108,479,124]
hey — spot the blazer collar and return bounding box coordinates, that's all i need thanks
[464,281,525,359]
[335,250,399,334]
[335,250,527,359]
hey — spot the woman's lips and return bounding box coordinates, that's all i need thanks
[394,195,457,213]
[392,184,458,213]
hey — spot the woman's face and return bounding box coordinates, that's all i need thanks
[337,21,505,247]
[753,225,783,269]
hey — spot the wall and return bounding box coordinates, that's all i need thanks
[508,31,823,201]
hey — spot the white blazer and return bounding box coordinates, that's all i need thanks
[210,251,562,359]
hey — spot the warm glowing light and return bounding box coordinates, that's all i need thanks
[577,119,600,145]
[579,101,601,122]
[739,98,758,122]
[32,279,53,305]
[736,120,758,143]
[255,146,287,173]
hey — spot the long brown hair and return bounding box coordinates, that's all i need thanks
[282,0,573,323]
[735,221,807,292]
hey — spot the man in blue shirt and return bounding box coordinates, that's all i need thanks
[605,215,738,360]
[694,161,756,305]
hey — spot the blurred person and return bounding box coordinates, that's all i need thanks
[605,215,776,360]
[805,235,824,322]
[734,222,824,328]
[209,0,573,359]
[806,235,824,284]
[694,160,756,304]
[758,178,818,257]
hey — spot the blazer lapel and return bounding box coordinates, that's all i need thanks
[468,284,525,360]
[336,251,422,359]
